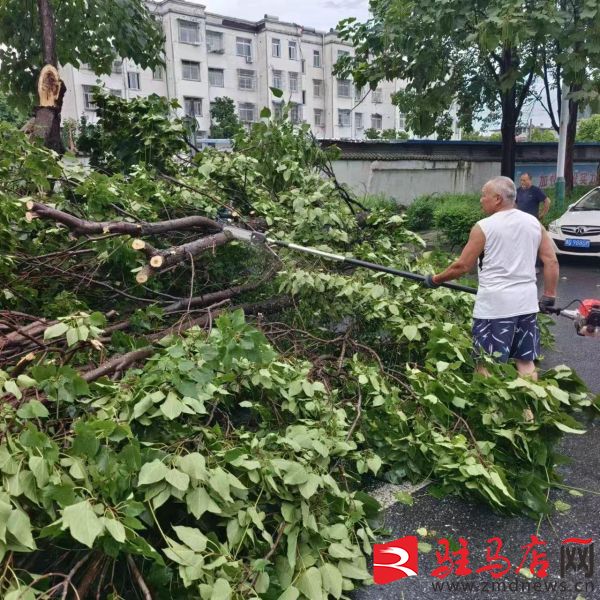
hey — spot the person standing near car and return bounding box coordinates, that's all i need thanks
[424,176,559,379]
[516,172,551,219]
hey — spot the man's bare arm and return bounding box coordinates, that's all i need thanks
[432,225,485,285]
[539,227,559,297]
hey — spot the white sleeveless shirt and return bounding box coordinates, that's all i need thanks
[474,209,541,319]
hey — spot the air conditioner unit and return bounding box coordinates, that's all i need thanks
[245,55,253,64]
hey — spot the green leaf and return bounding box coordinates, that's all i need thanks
[173,526,207,552]
[277,587,299,600]
[260,107,271,118]
[166,468,190,491]
[209,468,232,501]
[418,541,433,553]
[297,567,322,599]
[3,380,21,400]
[568,489,584,497]
[554,500,571,512]
[44,322,69,340]
[161,393,184,419]
[187,487,222,518]
[395,491,414,506]
[138,460,168,485]
[320,563,343,599]
[328,542,355,559]
[103,517,126,543]
[16,400,49,419]
[554,421,586,434]
[62,500,104,548]
[7,509,36,549]
[403,324,419,341]
[283,463,309,485]
[270,87,284,98]
[177,453,207,480]
[211,578,231,600]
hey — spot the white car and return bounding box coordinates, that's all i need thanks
[548,187,600,257]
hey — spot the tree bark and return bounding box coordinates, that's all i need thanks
[565,93,580,193]
[500,95,517,178]
[500,49,518,178]
[33,0,65,153]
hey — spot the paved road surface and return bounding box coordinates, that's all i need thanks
[354,258,600,600]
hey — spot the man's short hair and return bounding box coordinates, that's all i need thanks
[488,176,516,205]
[520,172,531,179]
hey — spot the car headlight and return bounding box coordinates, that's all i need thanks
[548,221,560,234]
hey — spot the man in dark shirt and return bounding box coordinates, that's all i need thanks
[516,173,551,219]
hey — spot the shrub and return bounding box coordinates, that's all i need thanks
[433,195,482,247]
[405,194,440,230]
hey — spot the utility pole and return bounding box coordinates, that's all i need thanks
[555,85,570,211]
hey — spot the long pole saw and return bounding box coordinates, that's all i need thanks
[222,225,600,338]
[222,225,477,294]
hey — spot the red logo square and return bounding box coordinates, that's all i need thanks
[373,536,419,584]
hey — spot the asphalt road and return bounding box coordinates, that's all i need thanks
[354,257,600,600]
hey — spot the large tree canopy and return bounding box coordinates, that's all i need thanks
[336,0,559,176]
[0,0,165,109]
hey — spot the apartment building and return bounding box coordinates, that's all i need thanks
[60,0,460,140]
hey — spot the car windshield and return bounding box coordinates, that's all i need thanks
[571,188,600,211]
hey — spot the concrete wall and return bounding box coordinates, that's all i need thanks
[326,140,600,205]
[332,158,499,205]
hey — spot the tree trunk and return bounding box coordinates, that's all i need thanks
[32,0,65,153]
[500,93,517,178]
[499,49,518,178]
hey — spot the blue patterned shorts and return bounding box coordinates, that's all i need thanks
[472,313,540,363]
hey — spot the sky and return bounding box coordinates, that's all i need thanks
[190,0,370,32]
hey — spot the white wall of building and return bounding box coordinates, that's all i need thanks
[59,0,461,141]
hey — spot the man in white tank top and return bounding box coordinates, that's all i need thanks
[424,176,559,378]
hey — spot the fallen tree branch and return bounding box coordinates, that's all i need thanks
[27,201,223,237]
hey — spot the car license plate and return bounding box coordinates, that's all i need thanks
[565,238,591,248]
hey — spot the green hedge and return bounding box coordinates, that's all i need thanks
[406,193,483,247]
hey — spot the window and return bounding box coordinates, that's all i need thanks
[239,102,256,123]
[354,85,364,101]
[82,85,97,110]
[398,112,406,130]
[301,59,305,74]
[313,79,322,98]
[112,60,123,74]
[314,108,323,126]
[372,88,383,103]
[127,72,140,90]
[184,97,202,117]
[153,65,164,80]
[109,89,122,97]
[236,37,252,59]
[208,68,224,87]
[338,109,351,127]
[238,69,256,90]
[179,20,200,44]
[371,113,382,129]
[337,79,351,98]
[181,60,201,81]
[313,50,321,68]
[288,41,297,60]
[337,49,350,59]
[289,72,299,93]
[272,38,281,57]
[272,70,284,89]
[207,30,224,53]
[355,112,363,129]
[272,102,284,120]
[290,104,302,124]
